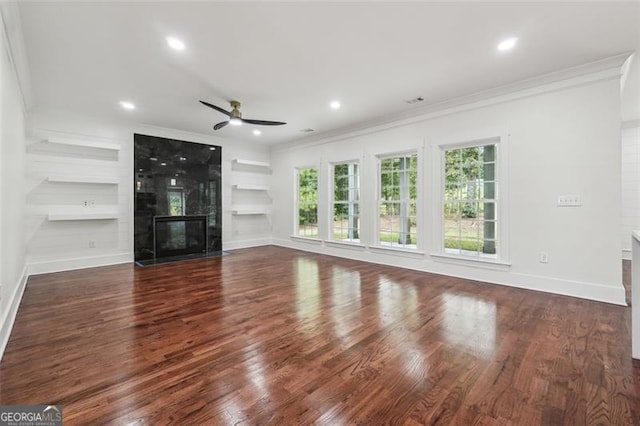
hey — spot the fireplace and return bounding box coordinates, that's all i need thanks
[154,215,207,259]
[134,134,222,264]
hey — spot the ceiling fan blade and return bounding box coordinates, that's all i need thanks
[213,121,229,131]
[200,100,232,117]
[242,118,287,126]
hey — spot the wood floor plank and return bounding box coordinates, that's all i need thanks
[0,246,638,425]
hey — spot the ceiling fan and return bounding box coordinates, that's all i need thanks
[199,100,287,131]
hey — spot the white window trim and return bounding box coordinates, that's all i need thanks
[430,252,511,271]
[369,245,426,257]
[324,239,366,250]
[431,131,510,266]
[294,165,320,240]
[374,150,420,252]
[290,235,323,244]
[328,159,361,243]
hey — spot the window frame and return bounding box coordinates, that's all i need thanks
[294,166,320,240]
[375,151,419,251]
[433,133,510,267]
[329,160,361,244]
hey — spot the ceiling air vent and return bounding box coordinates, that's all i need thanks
[405,96,424,104]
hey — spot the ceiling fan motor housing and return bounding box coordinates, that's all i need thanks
[230,101,242,119]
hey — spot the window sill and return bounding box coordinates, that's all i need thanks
[324,240,366,250]
[430,253,511,271]
[290,235,322,244]
[369,245,425,257]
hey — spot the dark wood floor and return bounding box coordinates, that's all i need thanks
[1,246,638,425]
[624,259,631,305]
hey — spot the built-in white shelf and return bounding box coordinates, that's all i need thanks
[46,137,121,151]
[232,209,270,216]
[232,184,269,191]
[47,175,119,185]
[232,159,271,169]
[48,209,119,221]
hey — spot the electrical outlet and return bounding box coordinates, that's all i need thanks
[89,240,96,248]
[81,200,89,207]
[539,252,549,263]
[557,195,581,207]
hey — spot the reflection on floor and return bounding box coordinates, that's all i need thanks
[0,246,637,424]
[135,250,228,266]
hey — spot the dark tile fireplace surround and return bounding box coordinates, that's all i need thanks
[134,134,222,265]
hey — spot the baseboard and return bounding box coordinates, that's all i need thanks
[0,265,28,362]
[623,249,632,260]
[26,241,275,273]
[272,238,627,306]
[27,252,132,275]
[224,237,273,251]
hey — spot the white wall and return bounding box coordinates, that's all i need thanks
[271,74,626,305]
[0,5,28,359]
[621,54,639,123]
[622,125,640,259]
[25,108,271,274]
[620,53,640,259]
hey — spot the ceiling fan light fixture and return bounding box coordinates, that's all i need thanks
[200,100,286,131]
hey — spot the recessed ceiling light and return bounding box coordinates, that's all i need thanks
[179,157,186,161]
[160,162,167,166]
[166,36,185,51]
[330,101,341,110]
[497,37,518,52]
[209,147,216,151]
[253,129,262,136]
[119,101,135,110]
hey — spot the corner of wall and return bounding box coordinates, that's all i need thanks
[0,1,29,363]
[0,266,28,361]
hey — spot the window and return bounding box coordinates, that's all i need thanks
[296,167,318,238]
[332,162,360,242]
[443,142,497,258]
[167,189,184,216]
[379,154,418,249]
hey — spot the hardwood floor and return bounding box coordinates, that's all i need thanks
[624,259,631,305]
[1,246,638,425]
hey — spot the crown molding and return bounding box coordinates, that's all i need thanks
[0,2,33,110]
[273,53,631,153]
[28,105,266,154]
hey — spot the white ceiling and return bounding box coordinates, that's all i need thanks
[17,1,640,145]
